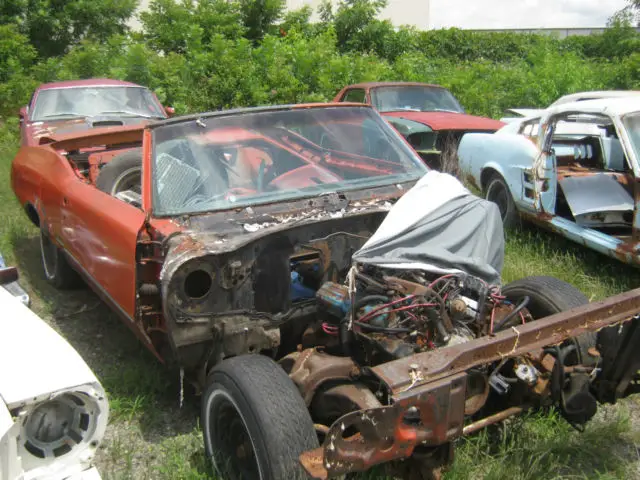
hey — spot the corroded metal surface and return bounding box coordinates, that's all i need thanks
[299,289,640,478]
[299,373,466,478]
[286,349,359,405]
[371,287,640,394]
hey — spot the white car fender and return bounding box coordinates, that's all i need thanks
[0,287,98,405]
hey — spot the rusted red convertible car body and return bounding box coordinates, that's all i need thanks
[11,103,640,480]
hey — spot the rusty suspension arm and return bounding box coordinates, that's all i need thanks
[300,287,640,479]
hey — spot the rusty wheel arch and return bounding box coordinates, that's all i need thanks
[480,167,501,191]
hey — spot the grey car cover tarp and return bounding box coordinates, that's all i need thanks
[352,171,505,285]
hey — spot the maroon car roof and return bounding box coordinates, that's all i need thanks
[36,78,142,91]
[345,82,446,90]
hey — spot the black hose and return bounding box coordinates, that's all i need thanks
[493,296,530,332]
[355,272,387,292]
[353,295,390,310]
[545,344,576,403]
[353,321,412,334]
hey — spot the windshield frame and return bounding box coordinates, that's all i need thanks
[371,85,465,114]
[621,111,640,173]
[148,105,429,218]
[30,85,167,121]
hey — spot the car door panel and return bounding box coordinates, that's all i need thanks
[12,146,69,234]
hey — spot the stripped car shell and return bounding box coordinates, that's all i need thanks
[12,102,640,480]
[459,97,640,267]
[19,78,171,146]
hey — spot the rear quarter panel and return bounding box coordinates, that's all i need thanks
[458,132,540,211]
[11,145,74,230]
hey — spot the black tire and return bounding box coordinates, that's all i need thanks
[202,354,319,480]
[39,226,81,289]
[501,276,596,354]
[484,174,519,229]
[96,148,142,195]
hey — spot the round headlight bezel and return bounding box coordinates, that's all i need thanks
[17,382,109,476]
[22,391,100,459]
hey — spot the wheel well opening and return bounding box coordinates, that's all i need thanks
[480,168,499,191]
[25,204,40,227]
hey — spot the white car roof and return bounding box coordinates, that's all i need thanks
[544,96,640,119]
[551,90,640,106]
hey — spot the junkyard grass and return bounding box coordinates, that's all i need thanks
[502,226,640,300]
[445,407,636,480]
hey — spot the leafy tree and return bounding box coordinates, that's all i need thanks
[141,0,245,54]
[0,0,138,58]
[239,0,286,42]
[0,24,38,116]
[0,24,35,83]
[327,0,388,51]
[279,6,315,37]
[628,0,640,25]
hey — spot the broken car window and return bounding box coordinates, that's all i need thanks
[151,106,427,216]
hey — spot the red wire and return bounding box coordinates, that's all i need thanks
[359,302,439,324]
[387,303,438,315]
[405,311,419,322]
[358,295,415,323]
[427,274,457,289]
[322,322,339,336]
[519,311,527,325]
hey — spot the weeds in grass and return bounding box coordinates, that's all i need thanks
[445,407,635,480]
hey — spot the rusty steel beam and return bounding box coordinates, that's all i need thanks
[372,287,640,395]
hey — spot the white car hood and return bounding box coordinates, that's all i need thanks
[0,287,98,406]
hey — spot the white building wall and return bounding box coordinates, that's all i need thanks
[286,0,431,30]
[131,0,430,30]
